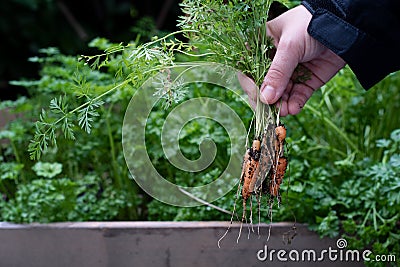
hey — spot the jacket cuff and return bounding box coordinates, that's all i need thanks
[307,9,362,57]
[302,0,346,17]
[301,1,378,89]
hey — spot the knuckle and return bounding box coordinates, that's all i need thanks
[266,67,287,81]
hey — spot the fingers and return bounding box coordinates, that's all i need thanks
[287,83,315,115]
[277,82,314,116]
[260,39,301,105]
[279,55,345,116]
[278,80,292,116]
[238,65,316,116]
[260,6,311,105]
[302,52,346,86]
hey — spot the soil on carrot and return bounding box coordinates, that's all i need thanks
[218,122,290,247]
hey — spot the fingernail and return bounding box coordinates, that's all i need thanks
[261,85,275,103]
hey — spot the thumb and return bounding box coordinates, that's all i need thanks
[260,43,300,104]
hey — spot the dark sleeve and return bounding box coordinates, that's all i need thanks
[301,0,400,89]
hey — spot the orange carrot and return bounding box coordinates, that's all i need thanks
[275,125,286,144]
[270,156,288,197]
[240,149,251,183]
[241,139,260,200]
[248,160,260,193]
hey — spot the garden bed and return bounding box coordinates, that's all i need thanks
[0,221,365,267]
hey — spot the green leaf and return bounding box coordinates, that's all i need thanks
[0,163,24,180]
[376,138,391,148]
[32,162,63,178]
[390,129,400,142]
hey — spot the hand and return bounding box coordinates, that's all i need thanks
[242,5,346,116]
[237,72,258,110]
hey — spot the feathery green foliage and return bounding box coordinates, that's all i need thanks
[28,0,288,159]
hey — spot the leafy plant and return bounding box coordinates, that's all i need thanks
[32,161,62,178]
[27,0,291,160]
[270,68,400,266]
[3,1,400,265]
[1,47,141,222]
[1,174,128,223]
[1,40,253,222]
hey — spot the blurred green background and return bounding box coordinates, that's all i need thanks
[0,0,181,100]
